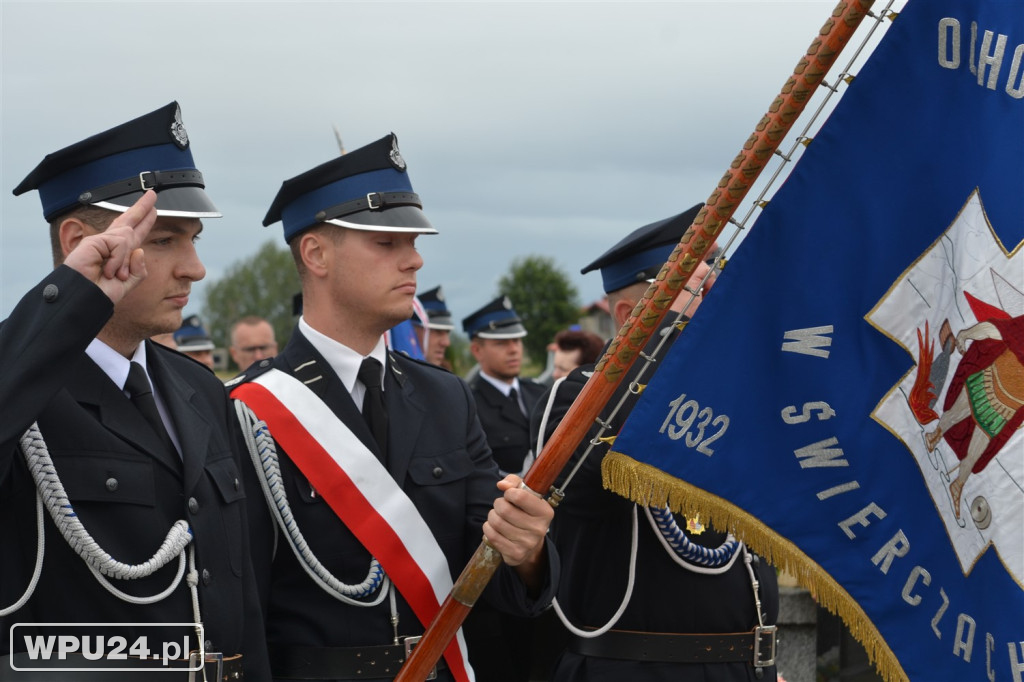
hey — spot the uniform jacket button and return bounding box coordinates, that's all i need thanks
[42,284,59,302]
[233,477,240,491]
[188,497,199,514]
[432,466,443,479]
[202,569,211,585]
[105,477,118,492]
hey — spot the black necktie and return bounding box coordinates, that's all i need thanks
[509,387,524,416]
[357,357,388,458]
[125,361,176,456]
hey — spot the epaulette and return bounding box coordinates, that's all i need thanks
[224,357,275,388]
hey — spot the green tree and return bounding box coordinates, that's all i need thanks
[202,240,301,366]
[497,255,581,364]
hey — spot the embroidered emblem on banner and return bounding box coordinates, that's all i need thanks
[869,190,1024,584]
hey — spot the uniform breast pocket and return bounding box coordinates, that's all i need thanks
[206,456,246,576]
[407,449,474,487]
[406,450,474,540]
[54,453,156,507]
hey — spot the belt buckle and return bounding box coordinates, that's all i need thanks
[189,651,224,682]
[402,636,437,680]
[753,625,777,668]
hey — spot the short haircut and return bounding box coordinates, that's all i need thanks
[288,223,344,280]
[230,316,274,346]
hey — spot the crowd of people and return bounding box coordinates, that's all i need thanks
[1,101,778,682]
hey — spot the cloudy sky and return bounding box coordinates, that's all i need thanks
[0,1,893,325]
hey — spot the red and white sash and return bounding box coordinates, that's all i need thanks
[232,369,473,682]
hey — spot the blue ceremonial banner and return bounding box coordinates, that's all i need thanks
[603,1,1024,681]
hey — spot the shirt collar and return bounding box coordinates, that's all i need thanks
[479,370,520,398]
[298,316,388,393]
[86,338,146,392]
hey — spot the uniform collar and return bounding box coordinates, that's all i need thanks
[298,316,388,396]
[479,370,520,398]
[86,337,148,392]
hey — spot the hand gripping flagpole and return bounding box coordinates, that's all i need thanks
[397,2,876,678]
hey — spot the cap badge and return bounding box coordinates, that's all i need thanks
[170,105,189,149]
[436,289,446,302]
[389,137,407,171]
[502,296,512,309]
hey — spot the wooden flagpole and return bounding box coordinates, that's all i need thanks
[397,1,876,679]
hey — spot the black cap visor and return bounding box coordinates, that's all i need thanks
[325,205,436,234]
[476,322,527,339]
[94,186,221,218]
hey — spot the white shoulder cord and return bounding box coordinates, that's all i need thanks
[532,376,567,463]
[234,400,390,607]
[3,422,197,621]
[0,494,45,616]
[536,377,637,638]
[550,505,641,638]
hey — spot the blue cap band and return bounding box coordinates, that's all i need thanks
[280,167,414,240]
[37,143,197,221]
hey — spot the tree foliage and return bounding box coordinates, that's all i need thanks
[202,240,300,357]
[497,255,581,363]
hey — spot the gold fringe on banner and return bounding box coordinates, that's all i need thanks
[602,450,909,682]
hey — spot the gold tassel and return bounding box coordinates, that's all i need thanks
[601,451,909,682]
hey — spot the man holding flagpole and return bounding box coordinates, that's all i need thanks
[532,204,778,682]
[229,133,557,682]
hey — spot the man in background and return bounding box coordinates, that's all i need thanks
[463,296,547,477]
[532,205,778,682]
[229,315,278,372]
[461,295,550,682]
[412,285,454,367]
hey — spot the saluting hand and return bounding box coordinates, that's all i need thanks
[484,474,554,594]
[63,190,159,304]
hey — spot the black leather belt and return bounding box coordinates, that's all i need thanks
[0,652,243,680]
[567,626,776,667]
[270,640,445,680]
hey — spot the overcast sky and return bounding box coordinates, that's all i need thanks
[1,1,890,328]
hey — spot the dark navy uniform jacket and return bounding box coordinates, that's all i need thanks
[530,321,779,682]
[468,376,546,475]
[0,266,271,680]
[235,329,558,682]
